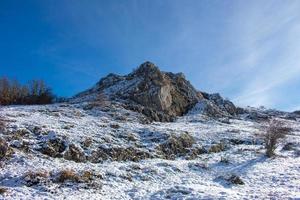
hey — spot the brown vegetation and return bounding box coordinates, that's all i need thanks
[261,119,291,157]
[56,169,81,183]
[55,169,101,184]
[0,116,6,133]
[0,138,9,160]
[0,187,7,195]
[23,170,49,186]
[0,77,54,105]
[157,132,195,159]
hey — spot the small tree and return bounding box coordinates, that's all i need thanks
[261,119,291,157]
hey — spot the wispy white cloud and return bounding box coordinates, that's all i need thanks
[222,1,300,109]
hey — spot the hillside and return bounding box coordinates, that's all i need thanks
[0,62,300,199]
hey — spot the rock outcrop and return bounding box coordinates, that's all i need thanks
[0,137,8,160]
[74,61,237,121]
[187,93,237,118]
[293,110,300,115]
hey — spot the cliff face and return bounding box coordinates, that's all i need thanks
[75,61,237,121]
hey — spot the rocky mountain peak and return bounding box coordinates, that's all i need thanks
[131,61,161,76]
[74,62,237,121]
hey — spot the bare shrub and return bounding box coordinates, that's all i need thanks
[0,119,5,133]
[216,174,244,185]
[0,138,9,160]
[261,119,291,157]
[227,174,244,185]
[157,132,195,159]
[208,142,226,153]
[23,170,49,186]
[220,156,230,164]
[0,187,7,195]
[82,137,93,148]
[0,121,4,130]
[55,169,101,184]
[56,169,80,183]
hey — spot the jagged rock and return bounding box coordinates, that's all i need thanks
[74,61,238,121]
[194,93,237,118]
[63,143,86,163]
[75,62,203,121]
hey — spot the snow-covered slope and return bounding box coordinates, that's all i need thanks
[0,103,299,199]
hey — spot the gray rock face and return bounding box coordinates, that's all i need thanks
[75,61,237,121]
[99,62,203,121]
[190,93,238,118]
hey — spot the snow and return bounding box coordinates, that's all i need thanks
[0,103,300,199]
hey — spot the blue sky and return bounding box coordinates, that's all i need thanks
[1,0,300,111]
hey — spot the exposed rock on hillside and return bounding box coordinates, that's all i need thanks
[74,61,237,121]
[190,93,237,118]
[293,110,300,115]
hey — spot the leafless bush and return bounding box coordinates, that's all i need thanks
[261,119,291,157]
[55,169,101,184]
[56,169,80,183]
[208,142,226,153]
[0,138,9,160]
[0,117,5,133]
[0,187,7,195]
[23,170,49,186]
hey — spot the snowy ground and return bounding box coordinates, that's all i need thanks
[0,103,300,199]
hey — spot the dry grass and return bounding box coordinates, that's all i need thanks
[82,137,93,148]
[24,170,49,179]
[23,170,49,186]
[56,169,80,183]
[55,169,100,183]
[208,142,226,153]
